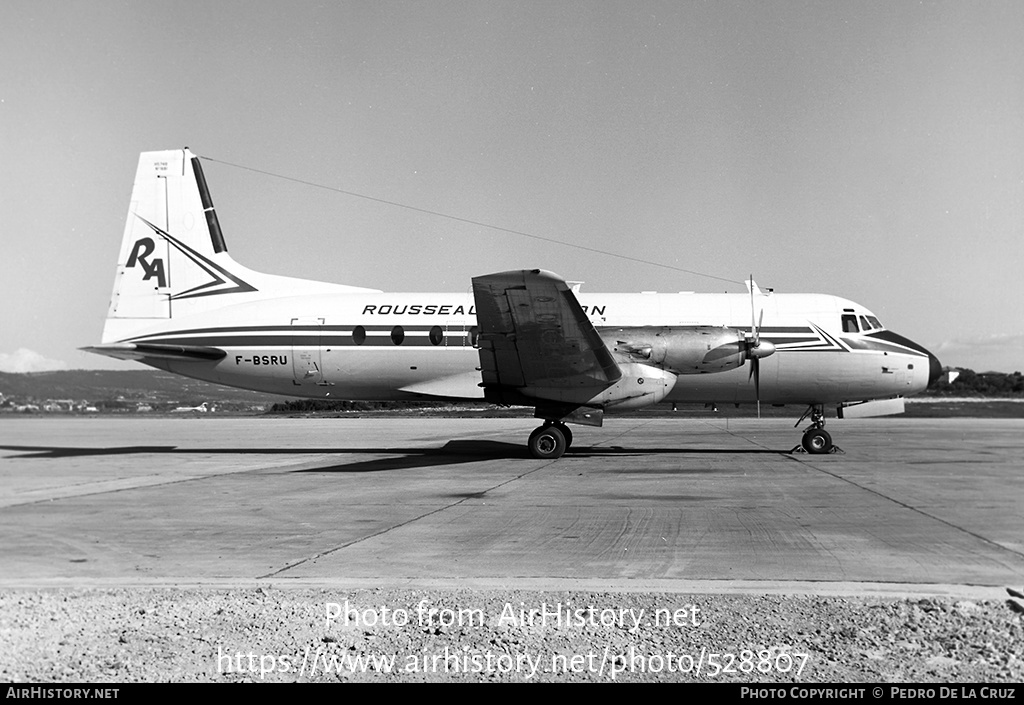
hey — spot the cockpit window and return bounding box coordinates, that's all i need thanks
[841,314,859,333]
[859,315,872,331]
[866,316,882,330]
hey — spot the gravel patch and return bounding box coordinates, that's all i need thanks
[1,588,1021,682]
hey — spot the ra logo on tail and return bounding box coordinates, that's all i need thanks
[126,236,167,288]
[128,215,257,299]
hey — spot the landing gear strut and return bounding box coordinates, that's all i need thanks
[791,405,844,455]
[528,421,573,459]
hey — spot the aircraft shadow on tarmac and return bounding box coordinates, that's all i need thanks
[0,445,180,458]
[1,441,787,473]
[295,442,788,473]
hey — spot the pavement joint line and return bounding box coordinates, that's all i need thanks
[5,418,1021,589]
[700,419,1024,565]
[788,453,1024,565]
[681,419,1024,573]
[588,419,657,449]
[711,417,793,455]
[259,453,563,580]
[0,458,270,509]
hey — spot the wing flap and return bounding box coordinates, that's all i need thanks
[472,270,621,404]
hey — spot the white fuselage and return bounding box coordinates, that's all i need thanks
[123,289,934,407]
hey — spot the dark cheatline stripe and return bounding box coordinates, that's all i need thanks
[128,323,811,344]
[131,334,471,348]
[126,324,457,342]
[765,337,818,345]
[843,336,928,356]
[759,327,816,334]
[866,330,931,356]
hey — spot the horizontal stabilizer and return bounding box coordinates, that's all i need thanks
[81,342,226,362]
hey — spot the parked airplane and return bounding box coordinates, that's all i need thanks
[171,401,209,413]
[85,149,941,458]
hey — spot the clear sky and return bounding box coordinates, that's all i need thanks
[1,0,1022,373]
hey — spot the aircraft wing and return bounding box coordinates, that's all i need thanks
[471,269,621,405]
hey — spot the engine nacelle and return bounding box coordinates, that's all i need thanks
[601,326,748,374]
[586,362,678,410]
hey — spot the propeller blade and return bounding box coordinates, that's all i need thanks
[752,357,760,418]
[748,278,763,419]
[750,274,755,342]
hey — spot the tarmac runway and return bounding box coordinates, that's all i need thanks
[1,416,1022,597]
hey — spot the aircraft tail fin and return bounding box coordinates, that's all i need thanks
[100,148,377,345]
[105,149,251,326]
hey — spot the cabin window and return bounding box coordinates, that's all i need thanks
[841,315,859,333]
[429,325,444,346]
[352,326,366,345]
[391,326,405,345]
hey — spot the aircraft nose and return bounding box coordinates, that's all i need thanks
[870,329,942,389]
[927,350,942,388]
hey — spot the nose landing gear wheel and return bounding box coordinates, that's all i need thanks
[801,427,833,454]
[528,425,567,459]
[790,404,843,454]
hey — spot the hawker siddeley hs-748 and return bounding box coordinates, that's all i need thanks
[85,149,941,458]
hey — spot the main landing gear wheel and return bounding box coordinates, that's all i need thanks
[801,427,833,454]
[529,424,568,459]
[543,421,572,450]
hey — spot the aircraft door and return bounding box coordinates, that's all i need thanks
[291,317,324,385]
[446,291,478,348]
[458,289,480,348]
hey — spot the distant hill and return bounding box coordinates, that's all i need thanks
[0,369,281,406]
[923,368,1023,397]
